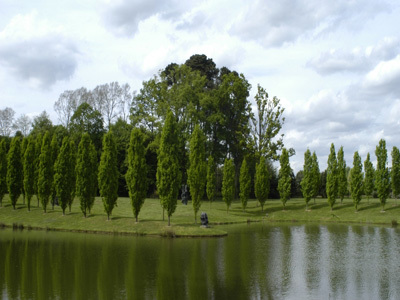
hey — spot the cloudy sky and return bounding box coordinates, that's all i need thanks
[1,0,399,172]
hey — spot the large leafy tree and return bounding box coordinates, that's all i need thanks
[222,158,235,213]
[126,128,148,222]
[391,146,400,205]
[98,131,119,220]
[23,138,35,211]
[156,111,181,226]
[38,132,53,213]
[337,146,347,204]
[239,157,251,211]
[326,143,338,211]
[278,148,291,209]
[350,151,363,211]
[301,149,313,210]
[76,133,98,217]
[363,153,374,203]
[311,152,320,203]
[54,137,75,215]
[7,137,23,209]
[375,139,390,211]
[255,156,270,211]
[0,140,7,207]
[206,155,216,207]
[188,125,207,223]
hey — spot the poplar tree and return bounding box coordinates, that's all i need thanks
[239,157,251,211]
[350,151,363,211]
[54,137,75,215]
[311,152,320,203]
[255,156,269,211]
[337,146,347,204]
[7,137,23,209]
[98,131,119,220]
[206,155,216,208]
[301,149,313,210]
[363,153,374,203]
[222,158,235,213]
[21,137,28,204]
[126,128,148,222]
[76,133,97,218]
[38,132,53,213]
[156,111,181,226]
[391,146,400,205]
[23,138,35,211]
[0,140,7,207]
[67,140,76,212]
[188,125,207,223]
[50,135,59,210]
[278,148,291,209]
[34,133,42,207]
[326,143,338,211]
[375,139,390,211]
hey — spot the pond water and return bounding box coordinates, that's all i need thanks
[1,223,400,299]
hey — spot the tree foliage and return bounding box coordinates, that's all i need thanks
[255,156,269,211]
[391,146,400,202]
[301,149,313,209]
[126,128,148,222]
[350,151,363,211]
[375,139,390,210]
[363,153,374,201]
[50,134,59,210]
[7,136,23,209]
[23,138,35,211]
[337,146,347,204]
[206,155,216,206]
[239,157,251,211]
[278,148,291,209]
[38,132,53,213]
[326,143,338,210]
[222,158,235,213]
[0,140,7,207]
[188,125,207,223]
[311,152,320,201]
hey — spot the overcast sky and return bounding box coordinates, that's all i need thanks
[1,0,400,172]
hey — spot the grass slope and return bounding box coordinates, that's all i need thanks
[0,195,399,237]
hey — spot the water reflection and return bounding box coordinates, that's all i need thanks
[1,223,400,299]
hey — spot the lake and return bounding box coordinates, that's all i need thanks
[1,223,400,299]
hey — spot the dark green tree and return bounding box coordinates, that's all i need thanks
[38,132,53,213]
[23,138,35,211]
[54,137,75,215]
[34,133,43,207]
[156,111,181,226]
[20,137,28,204]
[0,140,7,207]
[126,128,148,222]
[7,136,23,209]
[187,125,207,223]
[255,156,269,211]
[350,151,363,211]
[76,133,97,217]
[375,139,390,211]
[206,155,216,207]
[391,146,400,205]
[337,146,347,204]
[222,158,235,213]
[278,148,291,209]
[326,143,338,211]
[311,152,320,203]
[239,157,251,211]
[50,134,59,210]
[98,131,119,220]
[301,149,313,210]
[67,140,76,212]
[363,153,374,203]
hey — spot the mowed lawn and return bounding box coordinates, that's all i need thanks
[0,195,399,237]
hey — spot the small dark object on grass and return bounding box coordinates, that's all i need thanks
[200,212,208,227]
[392,220,398,227]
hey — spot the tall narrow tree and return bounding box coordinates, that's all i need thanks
[156,111,181,226]
[7,136,23,209]
[0,140,7,207]
[337,146,347,204]
[301,149,313,210]
[391,146,400,205]
[34,133,42,207]
[67,140,76,212]
[188,125,207,223]
[76,133,97,217]
[222,158,235,213]
[363,153,374,203]
[23,138,35,211]
[278,148,291,209]
[98,131,119,220]
[206,155,216,208]
[375,139,390,211]
[50,135,59,210]
[311,151,320,204]
[326,143,338,211]
[38,132,53,213]
[54,137,75,215]
[239,157,251,211]
[21,137,28,204]
[126,128,148,222]
[350,151,363,211]
[255,156,269,211]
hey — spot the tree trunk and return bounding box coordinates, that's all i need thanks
[107,213,110,221]
[163,208,165,221]
[135,215,138,223]
[168,215,170,226]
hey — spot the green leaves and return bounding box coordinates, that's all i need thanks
[222,158,235,213]
[7,136,22,209]
[301,149,313,208]
[0,140,7,206]
[206,155,216,206]
[326,143,338,210]
[239,157,251,211]
[255,156,269,211]
[38,132,53,213]
[363,153,374,200]
[391,146,400,200]
[337,146,347,203]
[350,151,363,211]
[375,139,390,210]
[23,138,35,211]
[278,148,291,209]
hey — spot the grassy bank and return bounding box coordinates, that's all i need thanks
[0,195,399,237]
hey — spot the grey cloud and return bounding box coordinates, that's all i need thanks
[0,35,79,88]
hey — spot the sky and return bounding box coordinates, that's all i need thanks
[1,0,400,172]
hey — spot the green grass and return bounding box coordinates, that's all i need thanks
[0,195,399,237]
